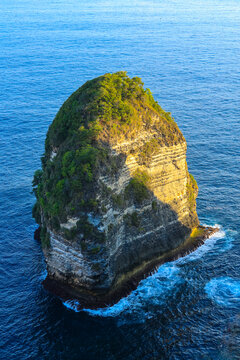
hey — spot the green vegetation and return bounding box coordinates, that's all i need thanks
[64,227,77,240]
[40,227,50,248]
[112,193,124,208]
[44,71,170,150]
[130,211,140,227]
[90,246,101,255]
[125,169,151,204]
[81,241,87,251]
[32,72,184,243]
[76,218,105,243]
[187,173,198,211]
[124,211,141,228]
[152,200,158,211]
[32,201,41,224]
[101,204,107,213]
[139,138,160,166]
[189,173,197,190]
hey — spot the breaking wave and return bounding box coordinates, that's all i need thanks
[63,300,81,312]
[62,225,234,318]
[83,263,182,319]
[176,224,226,264]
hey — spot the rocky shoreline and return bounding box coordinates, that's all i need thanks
[41,225,218,310]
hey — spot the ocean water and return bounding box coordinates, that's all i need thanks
[0,0,240,359]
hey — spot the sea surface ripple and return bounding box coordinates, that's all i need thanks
[0,0,240,359]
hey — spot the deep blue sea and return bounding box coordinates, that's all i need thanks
[0,0,240,359]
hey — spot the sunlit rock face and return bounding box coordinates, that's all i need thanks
[32,72,199,300]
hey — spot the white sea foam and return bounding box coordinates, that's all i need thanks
[83,263,182,319]
[63,299,80,312]
[176,225,225,264]
[63,223,234,317]
[205,277,240,307]
[216,229,234,253]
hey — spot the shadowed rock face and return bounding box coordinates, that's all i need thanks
[32,72,199,302]
[44,140,197,294]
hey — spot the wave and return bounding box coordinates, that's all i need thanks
[62,224,234,317]
[176,224,225,264]
[63,300,81,312]
[205,277,240,308]
[62,263,182,320]
[83,263,182,321]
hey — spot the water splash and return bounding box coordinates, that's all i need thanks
[63,300,81,312]
[176,225,225,264]
[205,277,240,308]
[63,225,233,318]
[215,228,234,253]
[83,263,182,320]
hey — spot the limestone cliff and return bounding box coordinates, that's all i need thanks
[33,72,201,306]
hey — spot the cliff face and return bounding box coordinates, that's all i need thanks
[33,72,199,302]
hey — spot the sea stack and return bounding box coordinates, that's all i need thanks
[32,72,215,308]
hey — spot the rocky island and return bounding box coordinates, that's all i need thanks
[33,72,217,308]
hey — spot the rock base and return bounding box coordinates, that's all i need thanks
[42,225,218,310]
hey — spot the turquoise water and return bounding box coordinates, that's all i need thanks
[0,0,240,358]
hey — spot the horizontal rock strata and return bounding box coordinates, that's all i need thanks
[32,72,206,307]
[42,226,218,309]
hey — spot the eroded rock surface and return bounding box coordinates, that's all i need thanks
[33,72,201,304]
